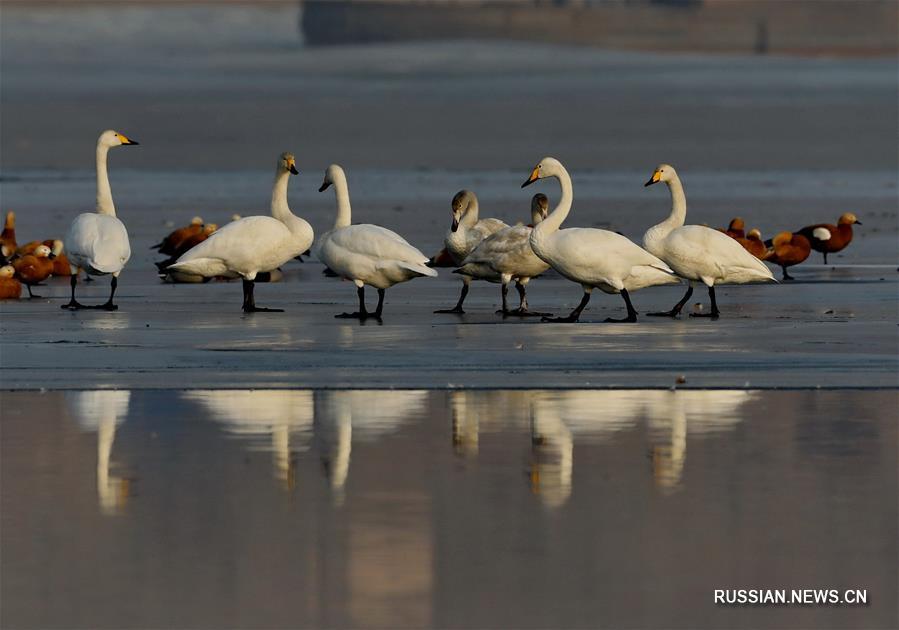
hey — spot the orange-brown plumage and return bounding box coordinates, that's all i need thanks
[796,212,861,264]
[766,232,811,280]
[719,217,745,239]
[734,228,767,260]
[152,217,205,255]
[428,247,456,268]
[13,245,54,297]
[0,211,16,253]
[0,265,21,299]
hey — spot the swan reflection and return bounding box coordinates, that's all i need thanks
[182,390,314,488]
[66,390,131,515]
[314,390,428,501]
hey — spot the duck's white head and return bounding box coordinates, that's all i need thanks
[318,164,345,192]
[98,129,139,149]
[645,163,677,187]
[0,265,14,278]
[278,152,299,175]
[33,244,52,259]
[521,157,564,188]
[531,193,549,224]
[190,216,204,226]
[203,223,218,234]
[450,189,477,232]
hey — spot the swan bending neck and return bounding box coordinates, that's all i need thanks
[270,168,292,220]
[537,169,573,235]
[662,176,687,229]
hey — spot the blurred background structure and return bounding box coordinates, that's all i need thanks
[302,0,899,55]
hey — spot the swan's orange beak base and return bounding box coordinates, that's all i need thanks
[644,170,661,187]
[522,167,540,188]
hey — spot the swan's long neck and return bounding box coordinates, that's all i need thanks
[462,198,479,228]
[95,145,116,216]
[332,170,352,229]
[270,168,292,221]
[656,174,687,235]
[534,167,573,236]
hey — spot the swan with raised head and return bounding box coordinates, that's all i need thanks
[168,152,313,312]
[62,129,138,310]
[434,189,507,314]
[522,157,679,323]
[316,163,437,321]
[454,193,552,316]
[643,164,775,318]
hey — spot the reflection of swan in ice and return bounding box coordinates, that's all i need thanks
[182,390,314,488]
[67,390,131,515]
[525,390,754,501]
[529,395,573,509]
[450,391,479,457]
[314,390,427,500]
[644,390,753,493]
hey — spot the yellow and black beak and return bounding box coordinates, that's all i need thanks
[289,164,299,175]
[318,181,331,192]
[644,170,661,187]
[521,166,540,188]
[117,133,139,146]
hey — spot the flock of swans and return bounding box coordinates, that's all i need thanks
[2,129,865,321]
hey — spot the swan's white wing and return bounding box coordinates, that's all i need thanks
[472,218,508,240]
[327,224,430,265]
[463,224,548,278]
[170,216,295,277]
[65,214,131,275]
[665,226,774,284]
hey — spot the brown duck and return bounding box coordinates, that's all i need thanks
[0,265,21,299]
[151,216,205,255]
[0,211,16,254]
[734,228,767,260]
[765,232,811,281]
[795,212,861,264]
[718,217,745,239]
[13,244,54,297]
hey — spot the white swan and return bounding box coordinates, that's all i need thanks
[434,189,507,314]
[643,164,775,318]
[454,193,552,316]
[316,164,437,320]
[62,129,138,310]
[168,152,313,312]
[522,157,679,323]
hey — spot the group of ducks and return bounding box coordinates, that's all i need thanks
[720,212,860,281]
[0,129,862,321]
[0,212,75,299]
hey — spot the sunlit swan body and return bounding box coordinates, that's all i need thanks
[316,164,437,320]
[455,193,552,316]
[643,164,775,318]
[521,157,678,323]
[434,190,507,314]
[62,130,138,310]
[168,152,312,312]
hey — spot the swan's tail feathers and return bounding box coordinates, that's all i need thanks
[629,264,681,289]
[167,257,229,278]
[394,261,438,278]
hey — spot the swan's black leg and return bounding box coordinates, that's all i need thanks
[435,281,468,314]
[374,288,385,319]
[336,285,370,319]
[243,278,283,313]
[647,285,693,317]
[542,291,590,323]
[97,276,119,311]
[782,265,794,281]
[690,285,720,318]
[61,274,87,309]
[495,281,510,315]
[605,288,638,323]
[503,281,552,317]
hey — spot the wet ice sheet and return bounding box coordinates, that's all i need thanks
[1,389,896,629]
